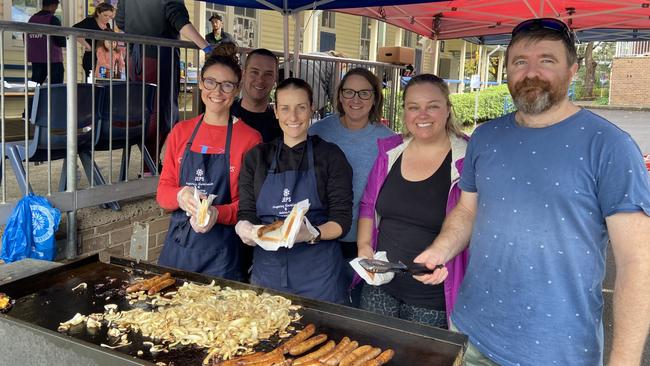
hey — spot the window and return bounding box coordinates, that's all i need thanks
[321,11,335,29]
[233,7,258,48]
[234,7,256,18]
[359,17,371,60]
[402,30,414,48]
[205,3,226,34]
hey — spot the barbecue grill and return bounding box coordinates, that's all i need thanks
[0,255,467,365]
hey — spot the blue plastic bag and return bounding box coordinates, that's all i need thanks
[1,194,61,263]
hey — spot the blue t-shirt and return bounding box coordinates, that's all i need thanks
[453,109,650,366]
[309,114,395,242]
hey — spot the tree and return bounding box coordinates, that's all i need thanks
[582,42,597,100]
[576,42,615,100]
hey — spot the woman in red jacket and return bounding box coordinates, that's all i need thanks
[156,44,261,280]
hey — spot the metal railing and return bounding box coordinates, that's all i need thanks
[0,20,405,259]
[615,41,650,57]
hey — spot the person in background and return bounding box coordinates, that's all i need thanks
[94,38,126,79]
[357,74,469,328]
[309,67,395,307]
[116,0,213,174]
[415,18,650,366]
[230,48,282,279]
[205,14,236,46]
[27,0,65,84]
[156,44,261,280]
[235,78,353,303]
[231,48,282,143]
[73,2,115,79]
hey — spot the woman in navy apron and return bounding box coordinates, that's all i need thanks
[235,78,353,303]
[156,45,262,280]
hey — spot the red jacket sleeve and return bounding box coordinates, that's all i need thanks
[214,123,262,225]
[156,121,186,211]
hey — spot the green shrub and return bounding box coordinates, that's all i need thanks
[450,84,514,126]
[595,96,609,105]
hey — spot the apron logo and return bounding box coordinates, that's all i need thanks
[195,168,205,182]
[282,188,292,203]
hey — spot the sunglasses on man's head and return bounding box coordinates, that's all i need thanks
[512,18,577,44]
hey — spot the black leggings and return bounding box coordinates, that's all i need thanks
[360,285,447,329]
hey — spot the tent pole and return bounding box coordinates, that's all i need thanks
[431,34,439,75]
[496,50,504,85]
[293,11,302,77]
[458,40,467,93]
[283,10,290,79]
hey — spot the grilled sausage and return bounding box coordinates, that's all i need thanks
[244,349,284,364]
[125,283,144,293]
[339,345,372,366]
[257,220,284,237]
[289,334,328,356]
[247,352,285,366]
[324,340,358,366]
[350,348,381,366]
[281,324,316,353]
[147,278,176,295]
[318,337,351,362]
[361,349,394,366]
[219,352,265,366]
[126,273,164,293]
[293,340,335,365]
[144,272,171,290]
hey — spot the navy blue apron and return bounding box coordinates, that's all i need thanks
[251,137,346,303]
[158,115,242,281]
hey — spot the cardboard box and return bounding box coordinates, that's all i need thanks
[377,46,415,65]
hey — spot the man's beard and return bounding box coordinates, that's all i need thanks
[510,76,568,114]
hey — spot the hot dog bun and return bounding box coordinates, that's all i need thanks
[197,197,210,226]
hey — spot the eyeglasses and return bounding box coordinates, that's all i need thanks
[511,18,576,44]
[341,88,374,100]
[202,78,238,93]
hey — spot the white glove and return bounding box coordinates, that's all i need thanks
[295,218,317,243]
[235,220,256,246]
[177,186,199,216]
[349,251,395,286]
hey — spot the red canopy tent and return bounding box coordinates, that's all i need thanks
[337,0,650,42]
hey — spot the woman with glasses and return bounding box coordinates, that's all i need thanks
[235,78,353,303]
[156,44,262,280]
[309,68,395,307]
[355,74,470,328]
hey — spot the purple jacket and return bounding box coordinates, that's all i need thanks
[356,133,470,319]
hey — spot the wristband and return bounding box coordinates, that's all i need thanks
[202,45,214,54]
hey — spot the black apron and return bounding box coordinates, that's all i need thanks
[158,115,242,281]
[251,137,346,303]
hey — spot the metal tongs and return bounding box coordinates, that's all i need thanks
[358,259,443,275]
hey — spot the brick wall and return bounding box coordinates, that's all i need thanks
[76,197,170,263]
[610,57,650,107]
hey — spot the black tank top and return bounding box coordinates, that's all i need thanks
[376,151,451,310]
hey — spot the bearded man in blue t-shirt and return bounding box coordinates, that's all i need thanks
[413,18,650,366]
